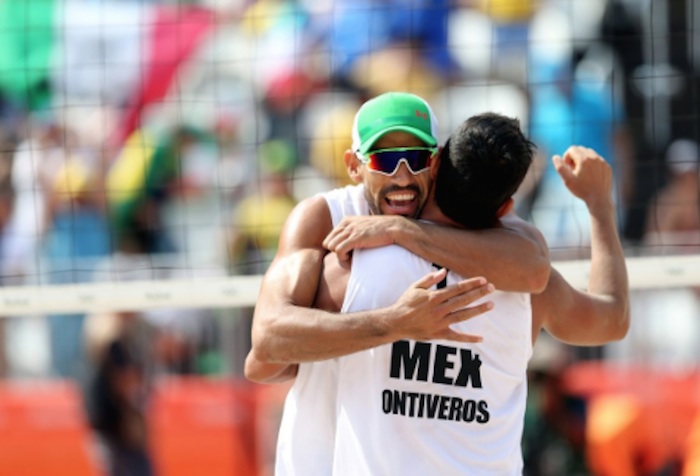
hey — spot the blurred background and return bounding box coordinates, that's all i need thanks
[0,0,699,475]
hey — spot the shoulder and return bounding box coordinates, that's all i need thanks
[278,195,333,252]
[500,213,546,244]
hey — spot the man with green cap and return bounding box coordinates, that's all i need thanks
[246,92,550,473]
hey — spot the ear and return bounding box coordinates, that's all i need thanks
[344,149,363,183]
[496,197,514,218]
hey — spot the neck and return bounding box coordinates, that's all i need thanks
[420,201,460,228]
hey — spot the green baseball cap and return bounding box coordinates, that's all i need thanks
[351,92,439,154]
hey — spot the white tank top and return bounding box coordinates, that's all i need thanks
[332,245,533,475]
[274,184,368,476]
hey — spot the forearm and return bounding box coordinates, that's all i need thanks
[388,218,550,292]
[244,351,298,383]
[587,199,630,325]
[251,304,396,364]
[538,269,628,346]
[252,270,493,364]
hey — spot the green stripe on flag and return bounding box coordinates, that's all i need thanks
[0,0,56,110]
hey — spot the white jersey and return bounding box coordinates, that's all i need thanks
[333,245,533,476]
[274,184,368,476]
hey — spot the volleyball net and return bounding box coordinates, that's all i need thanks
[0,253,698,317]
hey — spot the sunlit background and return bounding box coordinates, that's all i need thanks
[0,0,699,475]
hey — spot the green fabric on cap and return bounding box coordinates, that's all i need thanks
[352,92,438,154]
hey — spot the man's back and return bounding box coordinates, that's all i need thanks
[326,245,532,475]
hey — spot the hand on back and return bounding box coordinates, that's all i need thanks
[386,268,494,344]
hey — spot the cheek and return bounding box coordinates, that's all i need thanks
[417,175,432,196]
[362,176,387,210]
[363,175,385,196]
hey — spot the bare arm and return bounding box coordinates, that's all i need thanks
[323,214,550,293]
[245,196,495,382]
[534,147,630,345]
[244,357,298,384]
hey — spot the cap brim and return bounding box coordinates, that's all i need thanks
[358,126,437,154]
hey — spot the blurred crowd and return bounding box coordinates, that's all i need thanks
[0,0,700,474]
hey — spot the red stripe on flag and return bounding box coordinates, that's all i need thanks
[113,6,215,148]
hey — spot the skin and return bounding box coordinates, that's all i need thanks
[323,146,629,344]
[250,146,630,382]
[245,131,550,381]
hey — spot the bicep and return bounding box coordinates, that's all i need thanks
[253,197,332,322]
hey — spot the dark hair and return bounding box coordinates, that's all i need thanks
[434,113,535,229]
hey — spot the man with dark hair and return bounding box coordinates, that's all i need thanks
[315,112,628,474]
[435,113,535,230]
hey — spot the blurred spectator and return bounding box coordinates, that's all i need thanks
[144,306,222,376]
[0,117,70,378]
[4,116,65,280]
[107,127,204,255]
[213,113,256,205]
[527,5,630,252]
[263,68,323,162]
[157,124,228,267]
[301,91,362,195]
[607,139,700,371]
[522,334,586,476]
[43,150,111,381]
[448,0,536,83]
[645,139,700,241]
[602,0,700,244]
[324,0,456,101]
[227,138,297,374]
[228,138,297,275]
[319,0,457,88]
[84,310,155,476]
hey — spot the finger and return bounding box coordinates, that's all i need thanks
[334,239,354,261]
[444,301,494,325]
[412,268,448,290]
[441,329,483,344]
[323,228,351,251]
[552,155,565,174]
[322,233,335,250]
[553,155,575,183]
[322,230,340,250]
[435,278,491,304]
[563,146,583,168]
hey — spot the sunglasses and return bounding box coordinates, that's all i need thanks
[357,147,437,176]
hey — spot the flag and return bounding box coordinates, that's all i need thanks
[0,0,57,111]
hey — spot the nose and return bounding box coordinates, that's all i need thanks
[391,162,414,186]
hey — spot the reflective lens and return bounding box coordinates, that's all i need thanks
[358,147,436,176]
